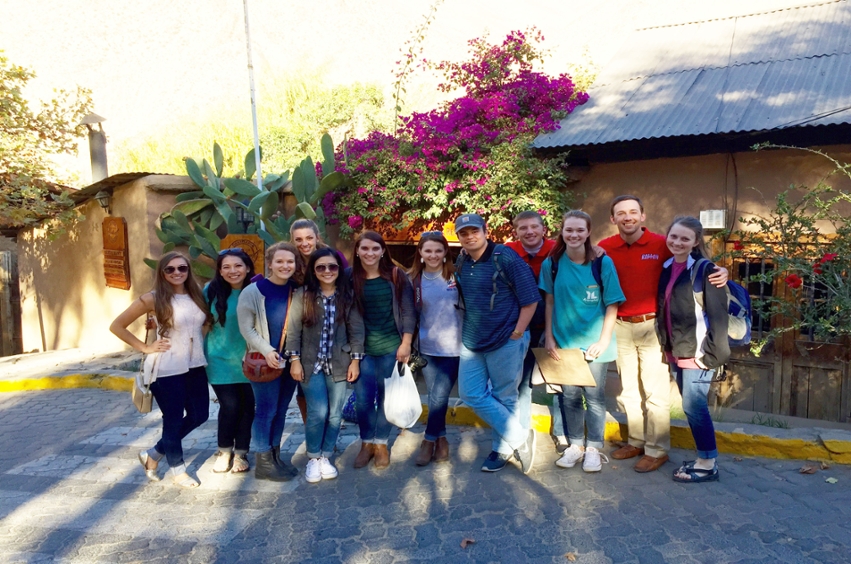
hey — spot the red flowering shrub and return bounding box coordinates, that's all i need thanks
[333,29,588,239]
[784,274,803,289]
[727,145,851,351]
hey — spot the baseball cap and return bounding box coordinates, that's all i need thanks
[454,213,485,234]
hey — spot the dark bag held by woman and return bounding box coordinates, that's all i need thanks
[242,291,292,383]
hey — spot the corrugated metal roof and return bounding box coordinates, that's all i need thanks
[534,0,851,149]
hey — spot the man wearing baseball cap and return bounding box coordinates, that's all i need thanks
[453,213,541,473]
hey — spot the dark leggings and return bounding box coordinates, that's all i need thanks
[150,366,210,468]
[211,383,255,452]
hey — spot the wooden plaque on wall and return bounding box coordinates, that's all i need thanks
[221,234,265,276]
[103,217,131,290]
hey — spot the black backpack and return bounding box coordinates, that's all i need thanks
[454,244,517,311]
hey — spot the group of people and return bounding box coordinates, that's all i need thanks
[110,194,732,488]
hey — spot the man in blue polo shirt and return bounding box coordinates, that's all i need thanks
[454,213,540,473]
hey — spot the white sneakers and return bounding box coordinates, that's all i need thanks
[306,457,338,483]
[319,456,338,480]
[555,445,609,472]
[582,447,609,473]
[556,444,585,468]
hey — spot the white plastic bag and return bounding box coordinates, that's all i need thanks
[384,361,423,429]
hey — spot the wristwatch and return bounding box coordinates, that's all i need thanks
[511,330,523,337]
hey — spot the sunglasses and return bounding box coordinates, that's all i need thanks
[422,231,443,237]
[314,263,340,273]
[163,264,189,274]
[219,247,243,256]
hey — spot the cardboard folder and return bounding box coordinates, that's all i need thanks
[531,348,597,387]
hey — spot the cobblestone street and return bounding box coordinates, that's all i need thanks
[2,388,850,563]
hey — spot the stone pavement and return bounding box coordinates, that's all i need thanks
[1,389,851,563]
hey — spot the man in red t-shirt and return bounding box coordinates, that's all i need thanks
[599,196,726,473]
[502,211,556,454]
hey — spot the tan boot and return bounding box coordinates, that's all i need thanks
[433,437,450,463]
[373,444,391,469]
[354,442,375,469]
[415,440,435,466]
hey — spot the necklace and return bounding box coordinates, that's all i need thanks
[422,271,442,281]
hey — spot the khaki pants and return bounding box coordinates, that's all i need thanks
[614,319,670,458]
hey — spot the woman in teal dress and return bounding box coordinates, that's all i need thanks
[205,248,256,473]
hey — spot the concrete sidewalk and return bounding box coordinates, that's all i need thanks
[1,348,850,464]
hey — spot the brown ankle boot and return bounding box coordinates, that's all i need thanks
[296,394,308,424]
[415,440,435,466]
[433,437,449,463]
[373,444,390,469]
[354,442,375,468]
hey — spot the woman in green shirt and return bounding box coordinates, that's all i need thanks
[349,231,416,470]
[205,248,256,474]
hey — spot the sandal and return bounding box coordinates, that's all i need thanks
[231,453,250,474]
[212,451,233,473]
[673,463,719,483]
[172,472,200,488]
[138,450,160,482]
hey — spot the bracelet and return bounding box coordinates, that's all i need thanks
[290,356,300,361]
[511,330,523,337]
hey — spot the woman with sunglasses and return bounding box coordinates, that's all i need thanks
[110,252,212,488]
[286,248,365,483]
[408,231,461,466]
[289,219,349,422]
[350,231,415,469]
[204,248,256,474]
[237,242,302,481]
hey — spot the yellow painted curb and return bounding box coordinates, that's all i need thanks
[431,404,851,465]
[0,374,133,393]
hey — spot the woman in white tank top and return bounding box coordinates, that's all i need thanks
[110,252,212,488]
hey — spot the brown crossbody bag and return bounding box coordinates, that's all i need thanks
[241,291,292,383]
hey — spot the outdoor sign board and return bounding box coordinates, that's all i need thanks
[221,234,265,276]
[102,217,131,290]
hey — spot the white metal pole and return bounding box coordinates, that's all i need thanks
[242,0,264,192]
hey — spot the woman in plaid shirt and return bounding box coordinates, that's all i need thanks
[286,248,365,483]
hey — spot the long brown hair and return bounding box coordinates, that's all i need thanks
[154,251,212,337]
[549,210,596,266]
[408,231,454,281]
[666,216,710,259]
[302,247,351,327]
[351,231,403,313]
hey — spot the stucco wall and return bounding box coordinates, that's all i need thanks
[573,144,851,240]
[18,176,194,352]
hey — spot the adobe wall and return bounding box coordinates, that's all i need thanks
[18,176,194,352]
[573,144,851,240]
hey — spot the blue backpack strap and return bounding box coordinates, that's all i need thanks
[689,258,711,293]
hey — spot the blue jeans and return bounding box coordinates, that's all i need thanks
[553,361,609,450]
[459,332,530,455]
[421,354,459,441]
[150,367,210,468]
[672,365,718,459]
[355,352,396,445]
[249,367,298,453]
[303,371,348,458]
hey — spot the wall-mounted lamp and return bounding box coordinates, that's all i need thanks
[94,190,111,213]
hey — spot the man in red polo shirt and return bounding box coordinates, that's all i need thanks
[599,195,727,473]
